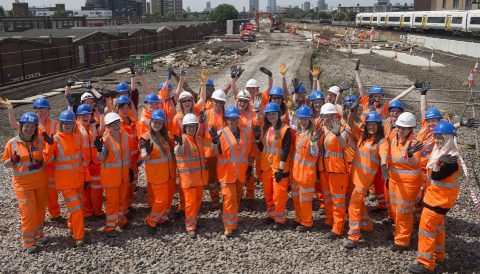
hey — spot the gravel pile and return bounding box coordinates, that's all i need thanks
[0,32,479,273]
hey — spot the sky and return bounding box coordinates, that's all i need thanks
[0,0,414,12]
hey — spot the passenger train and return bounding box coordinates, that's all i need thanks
[356,10,480,33]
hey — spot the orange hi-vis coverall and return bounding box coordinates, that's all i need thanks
[77,122,104,217]
[39,117,61,219]
[3,136,48,248]
[203,109,225,204]
[382,117,398,217]
[120,115,138,209]
[176,134,208,231]
[317,126,350,235]
[260,124,292,224]
[45,132,88,241]
[347,135,388,242]
[216,127,253,231]
[142,132,176,228]
[388,135,423,247]
[360,96,390,122]
[99,131,130,231]
[291,131,318,228]
[238,110,260,200]
[157,86,176,128]
[171,104,202,136]
[416,163,460,271]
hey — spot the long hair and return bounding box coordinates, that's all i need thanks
[360,122,384,146]
[263,112,282,140]
[269,97,287,116]
[18,123,39,142]
[150,122,173,155]
[295,118,314,135]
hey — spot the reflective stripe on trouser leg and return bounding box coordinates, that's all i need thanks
[373,166,387,209]
[319,172,333,226]
[16,187,47,247]
[34,186,47,239]
[183,186,204,231]
[291,183,301,224]
[85,164,103,216]
[299,184,314,228]
[328,172,349,235]
[146,182,172,227]
[348,190,366,242]
[387,180,397,221]
[416,207,443,271]
[206,157,220,204]
[222,182,239,230]
[62,188,84,240]
[272,176,289,224]
[435,218,446,262]
[392,179,421,247]
[46,165,61,218]
[117,183,129,227]
[315,178,325,208]
[261,169,275,219]
[104,186,120,231]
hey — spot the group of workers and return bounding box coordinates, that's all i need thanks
[1,60,475,274]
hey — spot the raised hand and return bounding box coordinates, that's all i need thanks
[96,99,105,114]
[253,125,262,141]
[200,69,210,84]
[66,78,76,87]
[0,97,13,110]
[173,134,183,146]
[94,136,104,152]
[209,127,222,144]
[11,151,20,163]
[180,68,186,77]
[310,64,320,79]
[254,96,263,112]
[292,78,300,90]
[310,129,322,142]
[331,119,341,136]
[381,164,389,180]
[230,65,238,78]
[129,63,136,75]
[235,66,244,79]
[198,111,206,123]
[42,131,54,145]
[260,67,272,77]
[355,59,360,71]
[407,141,423,158]
[279,63,288,76]
[460,118,479,129]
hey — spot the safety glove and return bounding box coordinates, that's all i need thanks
[407,141,423,158]
[209,127,222,145]
[381,164,389,180]
[311,129,322,143]
[173,134,183,146]
[82,81,93,90]
[310,64,320,79]
[254,96,263,112]
[460,118,480,129]
[274,169,283,183]
[200,69,209,85]
[198,111,206,123]
[31,160,43,170]
[170,67,177,77]
[331,119,341,136]
[415,81,432,95]
[144,139,153,156]
[94,136,104,152]
[438,154,458,164]
[253,125,262,141]
[11,151,20,163]
[230,65,238,78]
[350,98,360,111]
[260,67,272,77]
[42,131,54,145]
[96,99,105,115]
[129,63,136,75]
[279,63,288,76]
[66,78,75,87]
[235,66,244,79]
[355,59,360,71]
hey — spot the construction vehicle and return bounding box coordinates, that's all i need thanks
[240,22,256,42]
[254,12,286,33]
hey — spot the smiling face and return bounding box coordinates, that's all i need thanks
[322,113,336,127]
[372,94,383,105]
[181,98,193,113]
[266,112,279,125]
[299,117,310,130]
[151,120,164,132]
[108,120,121,134]
[389,108,403,122]
[434,133,445,148]
[185,124,197,136]
[78,114,91,127]
[146,102,158,112]
[246,87,258,97]
[427,118,441,131]
[35,108,49,121]
[366,122,378,135]
[397,126,412,139]
[213,99,224,112]
[83,98,95,110]
[61,122,75,133]
[226,117,239,128]
[237,99,249,111]
[21,122,36,139]
[117,103,130,118]
[270,95,283,105]
[326,92,336,104]
[311,99,324,112]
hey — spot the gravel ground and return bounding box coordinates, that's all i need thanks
[1,31,480,273]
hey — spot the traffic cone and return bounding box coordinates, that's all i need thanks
[468,69,475,87]
[474,60,479,73]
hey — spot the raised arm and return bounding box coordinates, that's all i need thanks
[354,60,368,97]
[174,69,186,102]
[279,64,289,101]
[391,81,417,102]
[0,98,19,129]
[197,69,209,107]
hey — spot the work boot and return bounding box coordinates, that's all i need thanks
[295,225,310,232]
[390,243,408,252]
[317,208,326,216]
[370,207,386,213]
[50,216,65,223]
[173,210,185,219]
[36,237,48,246]
[408,262,434,274]
[382,218,394,226]
[244,199,254,209]
[115,226,124,233]
[264,217,275,224]
[146,223,157,235]
[325,231,342,240]
[106,230,119,238]
[94,213,106,220]
[75,239,85,247]
[272,222,286,230]
[224,229,234,237]
[187,230,197,239]
[25,245,39,254]
[342,239,358,249]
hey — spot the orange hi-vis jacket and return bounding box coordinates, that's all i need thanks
[176,134,208,188]
[171,104,202,136]
[77,122,100,165]
[424,166,460,210]
[387,135,422,183]
[142,132,176,184]
[384,117,398,142]
[157,87,176,127]
[291,131,318,186]
[100,131,130,187]
[120,117,139,169]
[38,117,57,136]
[416,119,435,171]
[261,125,292,173]
[46,132,88,190]
[217,127,253,183]
[238,110,256,130]
[318,127,349,173]
[136,108,151,140]
[351,137,388,188]
[203,109,225,158]
[360,96,390,122]
[3,136,47,191]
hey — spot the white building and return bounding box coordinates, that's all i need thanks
[72,10,113,18]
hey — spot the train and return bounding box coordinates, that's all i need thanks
[356,10,480,34]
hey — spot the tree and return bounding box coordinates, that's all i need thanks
[166,11,176,21]
[0,6,5,17]
[208,4,239,33]
[52,11,69,17]
[331,11,347,22]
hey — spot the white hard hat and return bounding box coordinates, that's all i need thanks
[179,91,193,101]
[104,112,121,125]
[81,92,95,102]
[320,103,338,115]
[246,79,259,88]
[211,89,226,102]
[328,86,340,96]
[395,112,417,128]
[237,90,251,101]
[182,113,198,125]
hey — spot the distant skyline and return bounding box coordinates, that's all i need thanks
[0,0,414,11]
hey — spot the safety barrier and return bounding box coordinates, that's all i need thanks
[407,35,480,58]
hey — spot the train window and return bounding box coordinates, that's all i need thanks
[389,17,400,22]
[362,17,370,21]
[452,17,463,24]
[380,17,385,21]
[427,17,446,23]
[373,17,377,21]
[415,17,423,23]
[404,17,411,22]
[471,17,480,25]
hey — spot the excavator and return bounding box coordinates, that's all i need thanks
[254,11,286,33]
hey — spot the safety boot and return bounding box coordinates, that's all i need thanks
[342,239,358,249]
[146,223,157,235]
[75,239,85,247]
[408,262,434,274]
[295,225,310,232]
[325,231,342,240]
[390,243,408,252]
[272,222,286,230]
[36,237,48,246]
[187,230,197,238]
[25,245,39,254]
[224,230,234,237]
[50,216,65,223]
[382,218,394,226]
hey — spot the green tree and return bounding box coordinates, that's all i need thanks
[0,6,5,17]
[166,11,176,21]
[208,4,239,33]
[52,10,69,17]
[331,11,347,22]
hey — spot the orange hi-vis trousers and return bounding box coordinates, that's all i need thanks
[221,181,244,230]
[261,168,289,224]
[183,186,204,231]
[416,207,446,271]
[15,186,48,247]
[206,157,220,204]
[61,188,85,240]
[347,188,374,242]
[320,172,349,235]
[315,178,325,209]
[146,179,175,228]
[83,164,104,217]
[372,166,387,209]
[46,164,61,218]
[291,180,315,228]
[104,183,128,231]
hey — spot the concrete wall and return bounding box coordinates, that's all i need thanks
[407,34,480,58]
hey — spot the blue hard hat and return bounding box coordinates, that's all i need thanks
[309,90,325,101]
[76,104,93,115]
[116,95,131,106]
[388,100,404,111]
[116,82,130,93]
[365,111,383,123]
[297,84,307,94]
[59,110,76,122]
[225,106,241,118]
[150,109,166,122]
[369,85,384,95]
[296,105,313,118]
[144,93,160,103]
[33,98,50,109]
[18,112,39,125]
[432,121,456,136]
[206,78,214,87]
[425,107,443,120]
[269,86,284,97]
[265,102,281,113]
[343,95,358,109]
